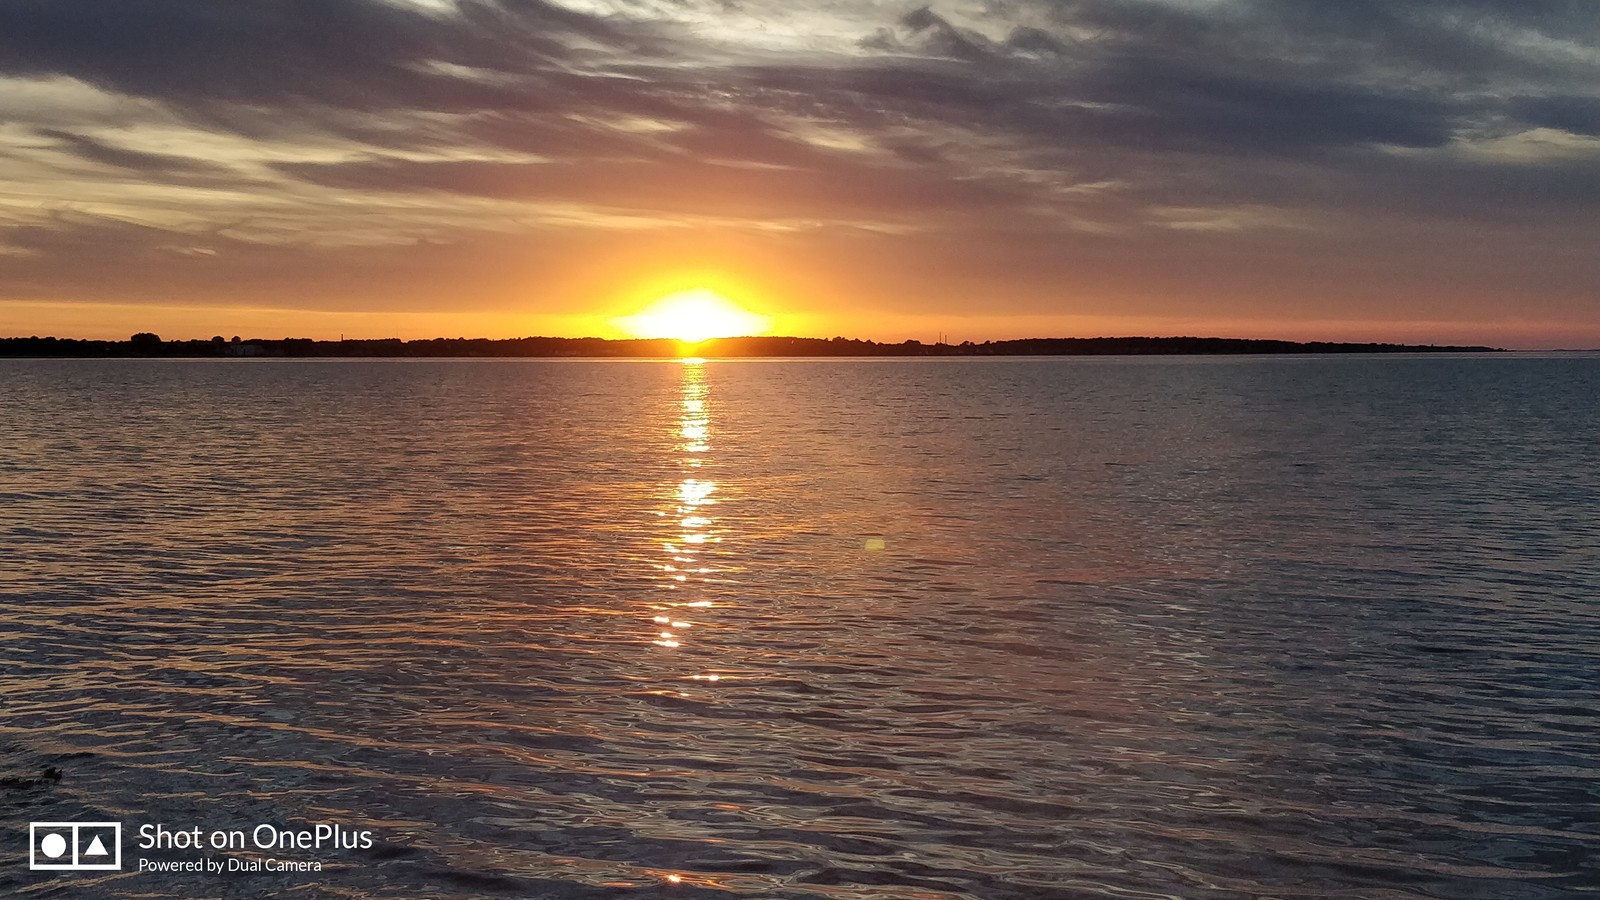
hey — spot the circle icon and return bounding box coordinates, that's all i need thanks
[40,832,68,859]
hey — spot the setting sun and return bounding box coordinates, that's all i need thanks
[616,289,770,343]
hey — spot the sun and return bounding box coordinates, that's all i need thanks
[616,289,770,344]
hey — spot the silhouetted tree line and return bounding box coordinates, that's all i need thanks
[0,333,1500,358]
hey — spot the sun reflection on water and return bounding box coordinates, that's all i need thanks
[651,359,721,654]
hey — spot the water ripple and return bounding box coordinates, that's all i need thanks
[2,356,1598,898]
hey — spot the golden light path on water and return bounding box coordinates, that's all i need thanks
[632,356,728,890]
[650,358,719,672]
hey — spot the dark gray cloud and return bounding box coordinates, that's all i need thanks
[35,127,233,177]
[0,0,637,115]
[0,0,1576,154]
[1510,95,1600,137]
[4,0,1594,166]
[861,6,996,61]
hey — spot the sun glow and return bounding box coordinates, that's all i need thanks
[616,289,770,343]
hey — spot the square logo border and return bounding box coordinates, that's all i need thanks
[29,822,122,871]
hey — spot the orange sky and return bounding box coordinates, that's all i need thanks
[2,1,1597,348]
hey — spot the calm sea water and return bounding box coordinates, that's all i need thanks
[2,355,1598,898]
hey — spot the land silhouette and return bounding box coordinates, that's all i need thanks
[0,333,1500,358]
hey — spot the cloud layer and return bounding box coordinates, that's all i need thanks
[1,0,1597,343]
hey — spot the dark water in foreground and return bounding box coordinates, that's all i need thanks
[2,355,1598,898]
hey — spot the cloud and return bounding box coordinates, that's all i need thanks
[0,0,623,112]
[860,6,996,61]
[1509,95,1600,137]
[0,0,1596,341]
[35,127,233,177]
[271,151,1024,223]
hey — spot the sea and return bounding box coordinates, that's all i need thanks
[2,354,1597,898]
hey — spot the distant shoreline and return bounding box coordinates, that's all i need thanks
[0,334,1504,359]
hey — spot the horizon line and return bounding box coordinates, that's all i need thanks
[0,332,1553,356]
[0,332,1520,347]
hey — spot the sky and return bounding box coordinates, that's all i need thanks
[1,0,1597,347]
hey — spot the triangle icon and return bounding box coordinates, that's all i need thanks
[84,835,109,857]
